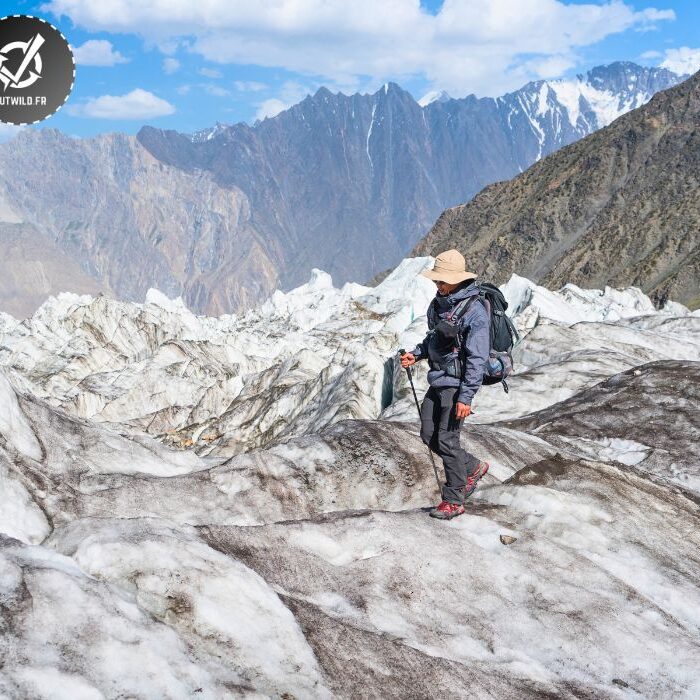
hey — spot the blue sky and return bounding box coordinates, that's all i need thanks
[1,0,698,138]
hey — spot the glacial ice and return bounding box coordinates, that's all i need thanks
[0,257,698,698]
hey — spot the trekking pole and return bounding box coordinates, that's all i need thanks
[399,349,442,495]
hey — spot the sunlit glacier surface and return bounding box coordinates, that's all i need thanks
[1,257,699,698]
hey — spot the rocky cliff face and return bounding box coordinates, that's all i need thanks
[0,62,682,316]
[0,222,103,318]
[0,130,275,315]
[141,62,680,293]
[414,70,700,309]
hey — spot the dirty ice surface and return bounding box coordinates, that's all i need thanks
[1,257,699,698]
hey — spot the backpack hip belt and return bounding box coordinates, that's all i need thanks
[429,356,462,378]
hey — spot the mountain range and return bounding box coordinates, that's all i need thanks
[414,68,700,309]
[0,61,684,317]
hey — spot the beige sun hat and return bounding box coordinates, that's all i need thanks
[420,249,477,284]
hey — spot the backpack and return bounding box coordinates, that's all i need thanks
[430,282,520,393]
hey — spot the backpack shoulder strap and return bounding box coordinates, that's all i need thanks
[446,297,471,322]
[450,288,489,324]
[450,291,489,354]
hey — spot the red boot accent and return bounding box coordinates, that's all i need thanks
[429,501,465,520]
[464,461,489,498]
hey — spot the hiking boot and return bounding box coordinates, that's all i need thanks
[429,501,465,520]
[463,461,489,498]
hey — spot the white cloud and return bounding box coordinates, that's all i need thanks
[513,55,578,83]
[163,57,181,74]
[256,98,288,120]
[255,81,311,120]
[176,83,230,97]
[199,67,223,78]
[234,81,267,92]
[202,83,230,97]
[640,50,662,59]
[72,39,128,66]
[68,89,176,119]
[43,0,677,96]
[660,47,700,76]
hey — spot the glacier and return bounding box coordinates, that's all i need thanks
[0,257,699,698]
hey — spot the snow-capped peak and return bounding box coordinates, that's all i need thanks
[533,62,680,131]
[547,75,643,129]
[190,121,231,143]
[418,89,452,107]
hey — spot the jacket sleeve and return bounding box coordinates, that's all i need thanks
[457,300,490,405]
[410,333,431,361]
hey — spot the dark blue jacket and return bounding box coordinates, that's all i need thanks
[410,281,490,405]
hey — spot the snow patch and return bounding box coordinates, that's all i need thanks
[366,103,376,172]
[550,77,653,129]
[536,82,550,117]
[418,90,451,107]
[558,436,651,466]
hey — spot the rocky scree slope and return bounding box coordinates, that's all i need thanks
[414,69,700,309]
[0,223,102,318]
[0,130,271,317]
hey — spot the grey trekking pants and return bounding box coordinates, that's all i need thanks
[420,386,479,504]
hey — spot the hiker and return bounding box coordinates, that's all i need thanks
[401,250,490,520]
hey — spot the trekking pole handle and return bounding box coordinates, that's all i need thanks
[398,349,412,378]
